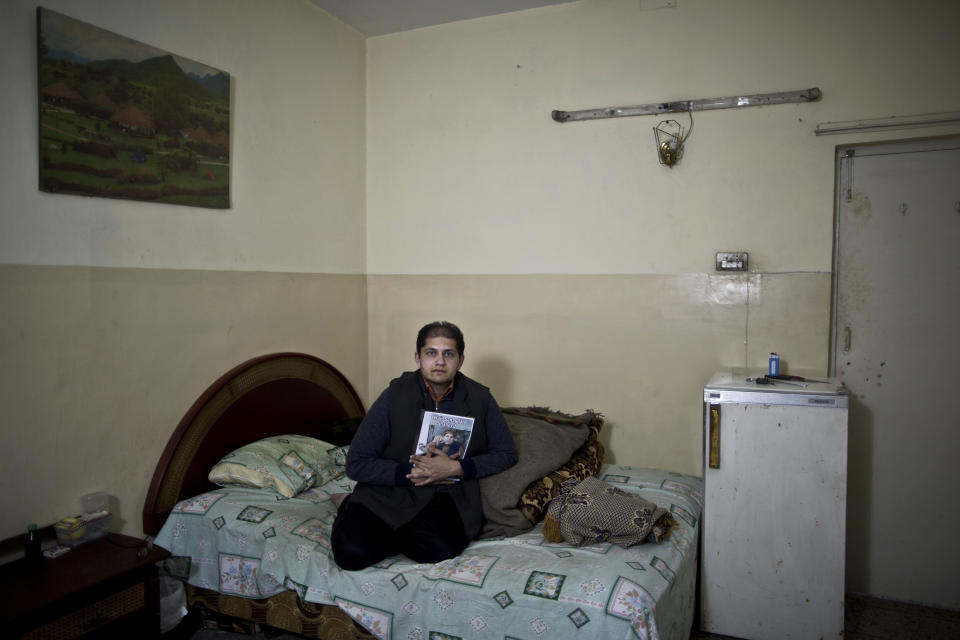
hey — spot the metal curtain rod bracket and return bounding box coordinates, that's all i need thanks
[552,88,821,123]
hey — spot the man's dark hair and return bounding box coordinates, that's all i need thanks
[416,321,465,356]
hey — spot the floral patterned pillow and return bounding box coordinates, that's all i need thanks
[518,418,605,525]
[208,434,345,497]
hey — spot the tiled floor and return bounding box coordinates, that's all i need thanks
[690,594,960,640]
[843,594,960,640]
[180,594,960,639]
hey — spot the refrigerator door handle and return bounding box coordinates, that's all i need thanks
[709,403,721,469]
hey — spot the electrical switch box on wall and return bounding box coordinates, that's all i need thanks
[716,252,748,271]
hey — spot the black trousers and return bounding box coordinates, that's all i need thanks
[331,492,470,571]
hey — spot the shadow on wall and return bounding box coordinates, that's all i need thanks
[469,354,613,464]
[470,356,513,406]
[846,394,874,594]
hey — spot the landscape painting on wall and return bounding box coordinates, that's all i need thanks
[37,7,231,209]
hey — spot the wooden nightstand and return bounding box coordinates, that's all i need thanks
[0,532,170,638]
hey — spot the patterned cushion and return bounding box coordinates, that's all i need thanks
[515,410,605,525]
[543,476,674,547]
[479,409,591,538]
[208,435,346,498]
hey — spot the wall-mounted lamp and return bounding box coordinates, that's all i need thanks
[552,88,818,168]
[654,119,685,167]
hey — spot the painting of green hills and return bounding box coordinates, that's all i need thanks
[37,7,231,209]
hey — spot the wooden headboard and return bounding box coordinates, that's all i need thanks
[142,353,365,535]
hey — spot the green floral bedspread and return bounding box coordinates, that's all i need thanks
[155,465,702,640]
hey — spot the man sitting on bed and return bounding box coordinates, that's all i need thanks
[331,321,518,570]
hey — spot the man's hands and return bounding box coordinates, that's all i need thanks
[407,443,463,486]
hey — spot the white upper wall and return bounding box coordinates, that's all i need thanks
[366,0,960,275]
[0,0,366,273]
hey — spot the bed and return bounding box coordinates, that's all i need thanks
[144,353,703,640]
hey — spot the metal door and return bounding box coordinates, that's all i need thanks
[832,137,960,608]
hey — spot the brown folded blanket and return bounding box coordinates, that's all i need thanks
[543,476,675,547]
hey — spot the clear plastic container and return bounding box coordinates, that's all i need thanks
[81,492,109,514]
[54,512,111,547]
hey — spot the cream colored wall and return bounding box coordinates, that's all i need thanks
[366,0,960,458]
[0,0,367,543]
[367,0,959,277]
[368,273,831,472]
[2,0,365,273]
[0,266,367,541]
[365,0,960,605]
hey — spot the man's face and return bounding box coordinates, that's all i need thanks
[416,336,463,389]
[442,432,455,444]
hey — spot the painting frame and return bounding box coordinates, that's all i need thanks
[37,7,231,209]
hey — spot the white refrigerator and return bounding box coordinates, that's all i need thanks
[700,370,848,640]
